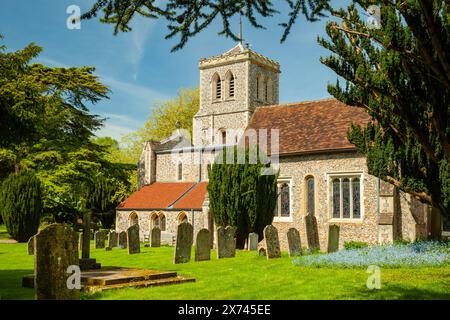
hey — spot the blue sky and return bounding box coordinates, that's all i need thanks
[0,0,341,141]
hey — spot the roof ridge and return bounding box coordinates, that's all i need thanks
[255,98,337,109]
[167,182,198,209]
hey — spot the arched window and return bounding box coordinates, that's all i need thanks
[220,129,227,145]
[280,183,290,217]
[306,176,315,215]
[177,162,183,181]
[225,71,235,98]
[212,73,221,100]
[129,212,139,226]
[151,213,159,229]
[342,178,350,218]
[159,213,166,231]
[178,212,188,224]
[265,77,272,102]
[332,178,340,218]
[206,162,212,179]
[256,73,264,101]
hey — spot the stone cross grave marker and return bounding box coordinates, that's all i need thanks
[195,229,211,261]
[174,221,193,264]
[248,233,259,251]
[81,213,91,260]
[327,224,340,253]
[34,224,79,300]
[118,231,127,249]
[127,224,140,254]
[151,227,161,247]
[217,226,236,259]
[94,230,105,249]
[264,225,281,259]
[287,228,302,257]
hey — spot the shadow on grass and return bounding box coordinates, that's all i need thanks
[341,284,450,300]
[0,269,34,300]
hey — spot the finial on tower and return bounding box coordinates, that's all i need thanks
[239,15,243,45]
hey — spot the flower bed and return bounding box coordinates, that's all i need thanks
[293,241,450,268]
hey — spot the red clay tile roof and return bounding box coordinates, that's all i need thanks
[245,98,371,156]
[117,182,208,210]
[172,182,208,210]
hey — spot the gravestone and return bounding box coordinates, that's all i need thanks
[248,233,259,251]
[127,224,140,254]
[327,224,340,253]
[174,222,193,264]
[305,214,320,252]
[217,226,236,259]
[287,228,302,257]
[118,231,127,249]
[258,247,266,257]
[27,236,35,255]
[264,225,281,259]
[94,231,105,249]
[195,229,211,261]
[151,227,161,247]
[107,230,118,248]
[34,224,79,300]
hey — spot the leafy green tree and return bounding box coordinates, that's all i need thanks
[0,37,134,224]
[0,171,42,242]
[124,87,199,163]
[208,146,278,248]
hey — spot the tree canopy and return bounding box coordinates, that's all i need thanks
[82,0,330,51]
[0,38,135,225]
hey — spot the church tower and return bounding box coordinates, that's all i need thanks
[193,43,280,147]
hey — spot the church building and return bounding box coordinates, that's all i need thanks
[115,42,438,250]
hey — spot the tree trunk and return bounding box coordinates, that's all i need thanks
[429,207,442,240]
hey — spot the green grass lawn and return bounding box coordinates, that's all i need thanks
[0,235,448,300]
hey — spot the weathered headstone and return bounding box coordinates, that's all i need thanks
[174,222,193,264]
[151,227,161,247]
[327,224,340,253]
[127,224,140,254]
[107,230,118,248]
[264,225,281,259]
[118,231,127,249]
[27,236,35,255]
[217,226,236,259]
[258,247,266,257]
[305,214,320,252]
[195,229,211,261]
[34,224,79,300]
[94,230,105,249]
[287,228,302,257]
[248,233,259,251]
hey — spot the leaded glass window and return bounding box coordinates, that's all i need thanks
[160,215,166,231]
[332,179,340,218]
[306,177,315,215]
[280,183,290,217]
[331,176,362,219]
[352,178,361,218]
[178,162,183,181]
[342,178,350,218]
